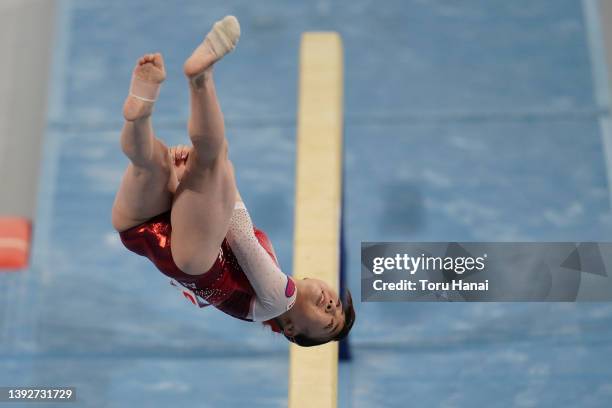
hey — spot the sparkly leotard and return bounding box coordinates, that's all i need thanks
[118,203,297,321]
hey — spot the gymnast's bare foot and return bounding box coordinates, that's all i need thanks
[183,16,240,82]
[123,53,166,121]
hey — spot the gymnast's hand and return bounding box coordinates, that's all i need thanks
[169,144,192,183]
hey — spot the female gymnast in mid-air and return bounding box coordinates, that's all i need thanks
[111,16,355,347]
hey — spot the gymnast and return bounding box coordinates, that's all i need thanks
[111,16,355,347]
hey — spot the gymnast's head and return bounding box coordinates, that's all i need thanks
[265,278,355,347]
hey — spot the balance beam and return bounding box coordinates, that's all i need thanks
[288,32,344,408]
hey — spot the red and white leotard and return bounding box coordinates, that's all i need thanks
[118,202,297,322]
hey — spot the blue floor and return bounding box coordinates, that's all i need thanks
[2,0,612,407]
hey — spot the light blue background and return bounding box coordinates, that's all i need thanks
[1,0,612,406]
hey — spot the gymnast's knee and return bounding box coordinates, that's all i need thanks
[188,139,228,170]
[123,138,173,172]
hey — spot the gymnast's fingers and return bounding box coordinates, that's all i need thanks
[180,144,189,160]
[168,146,178,163]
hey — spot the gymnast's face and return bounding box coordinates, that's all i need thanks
[284,278,345,341]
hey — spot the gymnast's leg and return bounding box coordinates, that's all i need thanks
[170,17,240,275]
[111,53,178,232]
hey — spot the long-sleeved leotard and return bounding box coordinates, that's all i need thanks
[118,202,296,322]
[226,202,297,321]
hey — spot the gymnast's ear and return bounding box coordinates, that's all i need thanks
[282,321,297,337]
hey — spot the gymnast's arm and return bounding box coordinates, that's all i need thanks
[225,199,296,321]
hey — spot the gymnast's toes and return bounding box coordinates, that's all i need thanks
[183,16,240,80]
[123,53,166,121]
